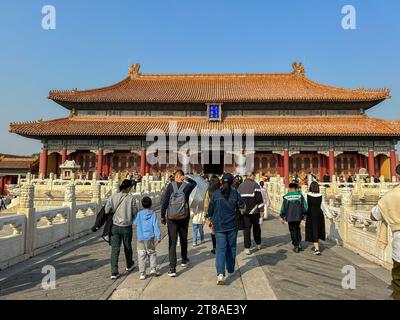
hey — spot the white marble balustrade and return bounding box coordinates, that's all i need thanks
[0,174,168,270]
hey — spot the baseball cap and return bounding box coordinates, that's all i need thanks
[221,173,234,184]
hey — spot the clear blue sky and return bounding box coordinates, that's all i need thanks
[0,0,399,155]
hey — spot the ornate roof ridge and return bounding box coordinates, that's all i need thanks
[9,114,400,138]
[46,63,391,103]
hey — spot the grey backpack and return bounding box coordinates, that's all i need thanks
[167,181,188,220]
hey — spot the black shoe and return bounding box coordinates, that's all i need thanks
[293,247,300,253]
[298,245,303,251]
[168,269,177,277]
[313,249,321,255]
[181,259,190,267]
[211,249,216,254]
[126,264,136,272]
[110,273,120,280]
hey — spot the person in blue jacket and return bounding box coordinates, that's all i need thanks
[133,196,162,280]
[208,173,246,285]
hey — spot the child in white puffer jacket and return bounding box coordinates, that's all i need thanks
[191,210,206,247]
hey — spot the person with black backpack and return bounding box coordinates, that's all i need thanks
[161,170,197,277]
[208,173,246,285]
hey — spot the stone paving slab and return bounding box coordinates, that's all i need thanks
[255,214,392,300]
[0,208,168,300]
[110,228,249,300]
[0,210,393,300]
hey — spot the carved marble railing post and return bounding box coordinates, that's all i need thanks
[380,175,386,190]
[112,173,120,195]
[26,172,32,184]
[136,182,141,194]
[331,175,337,194]
[19,183,35,256]
[354,178,361,196]
[341,187,353,208]
[63,183,76,238]
[340,187,353,243]
[91,182,101,205]
[144,180,150,193]
[48,172,54,191]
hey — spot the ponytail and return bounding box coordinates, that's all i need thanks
[221,182,231,198]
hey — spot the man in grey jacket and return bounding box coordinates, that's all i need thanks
[105,179,138,279]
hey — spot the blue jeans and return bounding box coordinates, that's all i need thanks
[193,223,204,244]
[215,230,238,276]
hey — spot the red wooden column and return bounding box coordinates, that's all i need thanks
[60,147,67,176]
[329,149,335,180]
[97,148,104,178]
[283,149,289,187]
[39,147,48,178]
[140,148,146,176]
[368,150,375,177]
[103,153,111,177]
[146,162,151,175]
[61,147,67,164]
[390,149,398,180]
[0,177,4,196]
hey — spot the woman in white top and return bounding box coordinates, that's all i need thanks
[305,181,333,255]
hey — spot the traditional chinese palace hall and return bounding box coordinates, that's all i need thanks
[9,63,400,182]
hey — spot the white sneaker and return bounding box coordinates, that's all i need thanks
[257,244,262,250]
[217,274,225,285]
[150,268,161,277]
[139,272,146,280]
[245,248,251,255]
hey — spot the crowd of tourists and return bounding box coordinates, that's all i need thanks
[94,167,400,299]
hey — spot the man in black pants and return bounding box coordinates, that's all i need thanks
[237,172,265,255]
[161,170,197,277]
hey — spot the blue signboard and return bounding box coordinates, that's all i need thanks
[208,104,221,120]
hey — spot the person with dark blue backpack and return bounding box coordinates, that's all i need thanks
[161,170,197,277]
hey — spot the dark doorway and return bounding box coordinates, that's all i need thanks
[203,151,224,175]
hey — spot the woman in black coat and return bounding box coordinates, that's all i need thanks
[305,181,334,255]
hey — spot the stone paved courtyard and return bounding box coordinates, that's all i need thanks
[0,212,393,300]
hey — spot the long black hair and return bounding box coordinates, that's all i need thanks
[119,179,133,192]
[309,181,320,193]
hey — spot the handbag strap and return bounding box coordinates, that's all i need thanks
[114,194,128,214]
